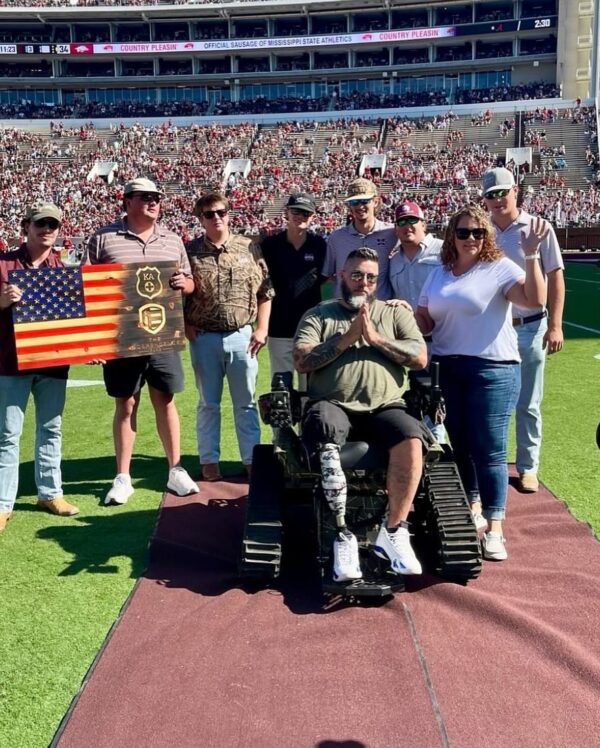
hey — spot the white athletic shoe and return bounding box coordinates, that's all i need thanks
[167,466,199,497]
[471,511,488,532]
[374,525,422,575]
[482,531,508,561]
[333,531,363,582]
[104,473,134,506]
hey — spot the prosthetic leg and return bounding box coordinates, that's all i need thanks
[319,443,362,582]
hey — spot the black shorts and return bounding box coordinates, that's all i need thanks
[302,400,433,455]
[103,352,184,398]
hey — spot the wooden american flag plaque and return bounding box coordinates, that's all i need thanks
[9,261,186,370]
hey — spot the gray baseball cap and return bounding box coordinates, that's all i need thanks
[482,167,515,195]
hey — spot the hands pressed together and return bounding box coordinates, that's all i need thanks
[343,304,381,347]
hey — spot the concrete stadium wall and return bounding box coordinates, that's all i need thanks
[556,227,600,250]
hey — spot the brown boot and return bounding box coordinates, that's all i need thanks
[201,463,222,482]
[0,511,13,532]
[518,472,539,493]
[244,464,252,479]
[37,497,80,516]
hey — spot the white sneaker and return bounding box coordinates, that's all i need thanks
[167,466,199,497]
[374,525,422,575]
[104,473,134,506]
[333,531,363,582]
[471,511,488,532]
[482,531,508,561]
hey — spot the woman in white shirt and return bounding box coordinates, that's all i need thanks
[416,205,546,561]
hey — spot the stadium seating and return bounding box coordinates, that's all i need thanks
[0,103,597,249]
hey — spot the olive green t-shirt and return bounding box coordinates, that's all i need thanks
[294,299,424,412]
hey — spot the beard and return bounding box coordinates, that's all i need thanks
[341,279,376,310]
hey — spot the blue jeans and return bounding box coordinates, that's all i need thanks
[436,357,520,521]
[189,326,260,465]
[515,317,547,474]
[0,374,66,513]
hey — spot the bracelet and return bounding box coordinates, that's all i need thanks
[525,253,540,261]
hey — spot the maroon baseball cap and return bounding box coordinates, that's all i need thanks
[395,201,425,220]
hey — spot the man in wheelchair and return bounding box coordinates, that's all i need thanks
[293,247,434,582]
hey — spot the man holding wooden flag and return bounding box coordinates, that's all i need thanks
[87,178,199,506]
[0,202,79,533]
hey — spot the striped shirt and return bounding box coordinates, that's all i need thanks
[87,218,192,275]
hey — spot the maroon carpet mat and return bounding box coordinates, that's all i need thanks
[54,472,600,748]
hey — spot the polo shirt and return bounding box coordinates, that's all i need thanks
[261,230,326,338]
[492,209,563,318]
[322,219,396,300]
[0,244,69,378]
[388,234,443,311]
[87,218,192,275]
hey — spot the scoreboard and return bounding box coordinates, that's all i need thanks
[0,43,72,55]
[0,16,557,57]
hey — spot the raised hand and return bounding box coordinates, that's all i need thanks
[520,216,550,256]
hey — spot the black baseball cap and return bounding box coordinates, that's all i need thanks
[286,193,316,214]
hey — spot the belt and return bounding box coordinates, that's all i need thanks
[512,310,547,327]
[198,324,251,334]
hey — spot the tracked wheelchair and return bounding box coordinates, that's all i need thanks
[239,364,482,598]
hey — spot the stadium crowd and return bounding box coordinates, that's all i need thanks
[0,103,598,251]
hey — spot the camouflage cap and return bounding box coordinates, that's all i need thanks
[345,178,378,202]
[25,202,62,223]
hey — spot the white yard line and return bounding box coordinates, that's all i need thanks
[67,380,105,388]
[563,321,600,335]
[565,277,600,285]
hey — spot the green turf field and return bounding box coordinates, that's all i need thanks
[0,261,598,748]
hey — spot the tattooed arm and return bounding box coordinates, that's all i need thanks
[368,335,427,370]
[293,334,346,374]
[294,307,362,374]
[361,304,427,370]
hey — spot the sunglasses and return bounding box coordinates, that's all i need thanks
[349,271,378,284]
[485,189,511,199]
[455,228,486,240]
[396,216,421,226]
[33,218,60,230]
[289,208,313,217]
[134,192,161,203]
[347,199,372,207]
[202,209,228,220]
